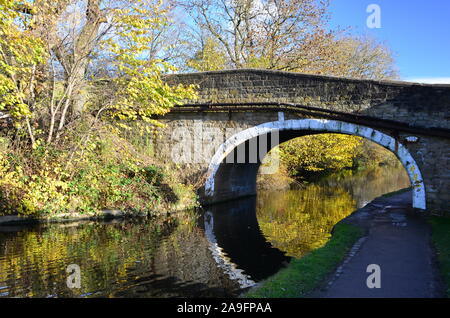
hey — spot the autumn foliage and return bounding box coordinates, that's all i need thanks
[0,0,196,216]
[0,0,400,216]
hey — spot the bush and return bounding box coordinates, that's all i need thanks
[142,165,165,186]
[279,134,362,179]
[0,124,182,217]
[276,134,402,182]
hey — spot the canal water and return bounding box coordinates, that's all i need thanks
[0,165,410,298]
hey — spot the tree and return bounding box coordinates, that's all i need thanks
[280,134,363,178]
[178,0,398,78]
[0,0,196,146]
[187,37,227,71]
[178,0,335,70]
[0,0,49,145]
[276,34,399,179]
[0,0,197,216]
[296,34,398,79]
[176,0,399,179]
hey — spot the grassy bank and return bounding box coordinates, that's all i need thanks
[429,216,450,297]
[245,223,363,298]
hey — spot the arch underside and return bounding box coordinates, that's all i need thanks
[205,119,426,210]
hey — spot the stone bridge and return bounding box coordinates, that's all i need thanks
[153,69,450,213]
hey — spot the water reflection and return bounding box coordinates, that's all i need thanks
[256,165,410,258]
[0,203,288,298]
[319,165,411,208]
[203,198,291,283]
[0,214,242,298]
[0,165,410,297]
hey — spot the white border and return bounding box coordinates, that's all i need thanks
[205,119,426,210]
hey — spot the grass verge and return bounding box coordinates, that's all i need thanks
[429,216,450,297]
[244,223,363,298]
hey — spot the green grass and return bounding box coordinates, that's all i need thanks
[244,223,363,298]
[429,216,450,297]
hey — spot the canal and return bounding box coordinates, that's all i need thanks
[0,165,410,297]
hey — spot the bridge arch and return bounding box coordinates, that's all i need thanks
[205,118,426,210]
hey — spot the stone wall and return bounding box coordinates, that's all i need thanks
[166,69,450,129]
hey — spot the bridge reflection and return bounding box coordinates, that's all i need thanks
[202,196,291,284]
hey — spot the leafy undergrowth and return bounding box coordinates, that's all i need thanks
[244,223,363,298]
[0,124,197,217]
[429,216,450,297]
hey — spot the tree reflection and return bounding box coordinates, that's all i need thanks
[256,166,410,258]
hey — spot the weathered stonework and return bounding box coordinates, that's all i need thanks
[154,69,450,213]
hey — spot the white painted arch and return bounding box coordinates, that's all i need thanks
[205,118,426,210]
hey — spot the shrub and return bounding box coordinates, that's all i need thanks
[0,124,182,216]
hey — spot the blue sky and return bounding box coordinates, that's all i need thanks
[328,0,450,83]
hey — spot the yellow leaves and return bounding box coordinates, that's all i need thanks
[187,37,228,72]
[9,102,32,118]
[108,0,168,55]
[257,186,356,258]
[0,0,47,127]
[97,1,198,133]
[109,59,197,132]
[20,174,68,215]
[280,134,363,176]
[0,145,74,215]
[116,123,132,131]
[31,138,43,150]
[0,79,33,117]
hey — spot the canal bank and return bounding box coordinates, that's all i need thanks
[0,165,420,298]
[246,189,447,298]
[0,201,197,226]
[0,178,199,226]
